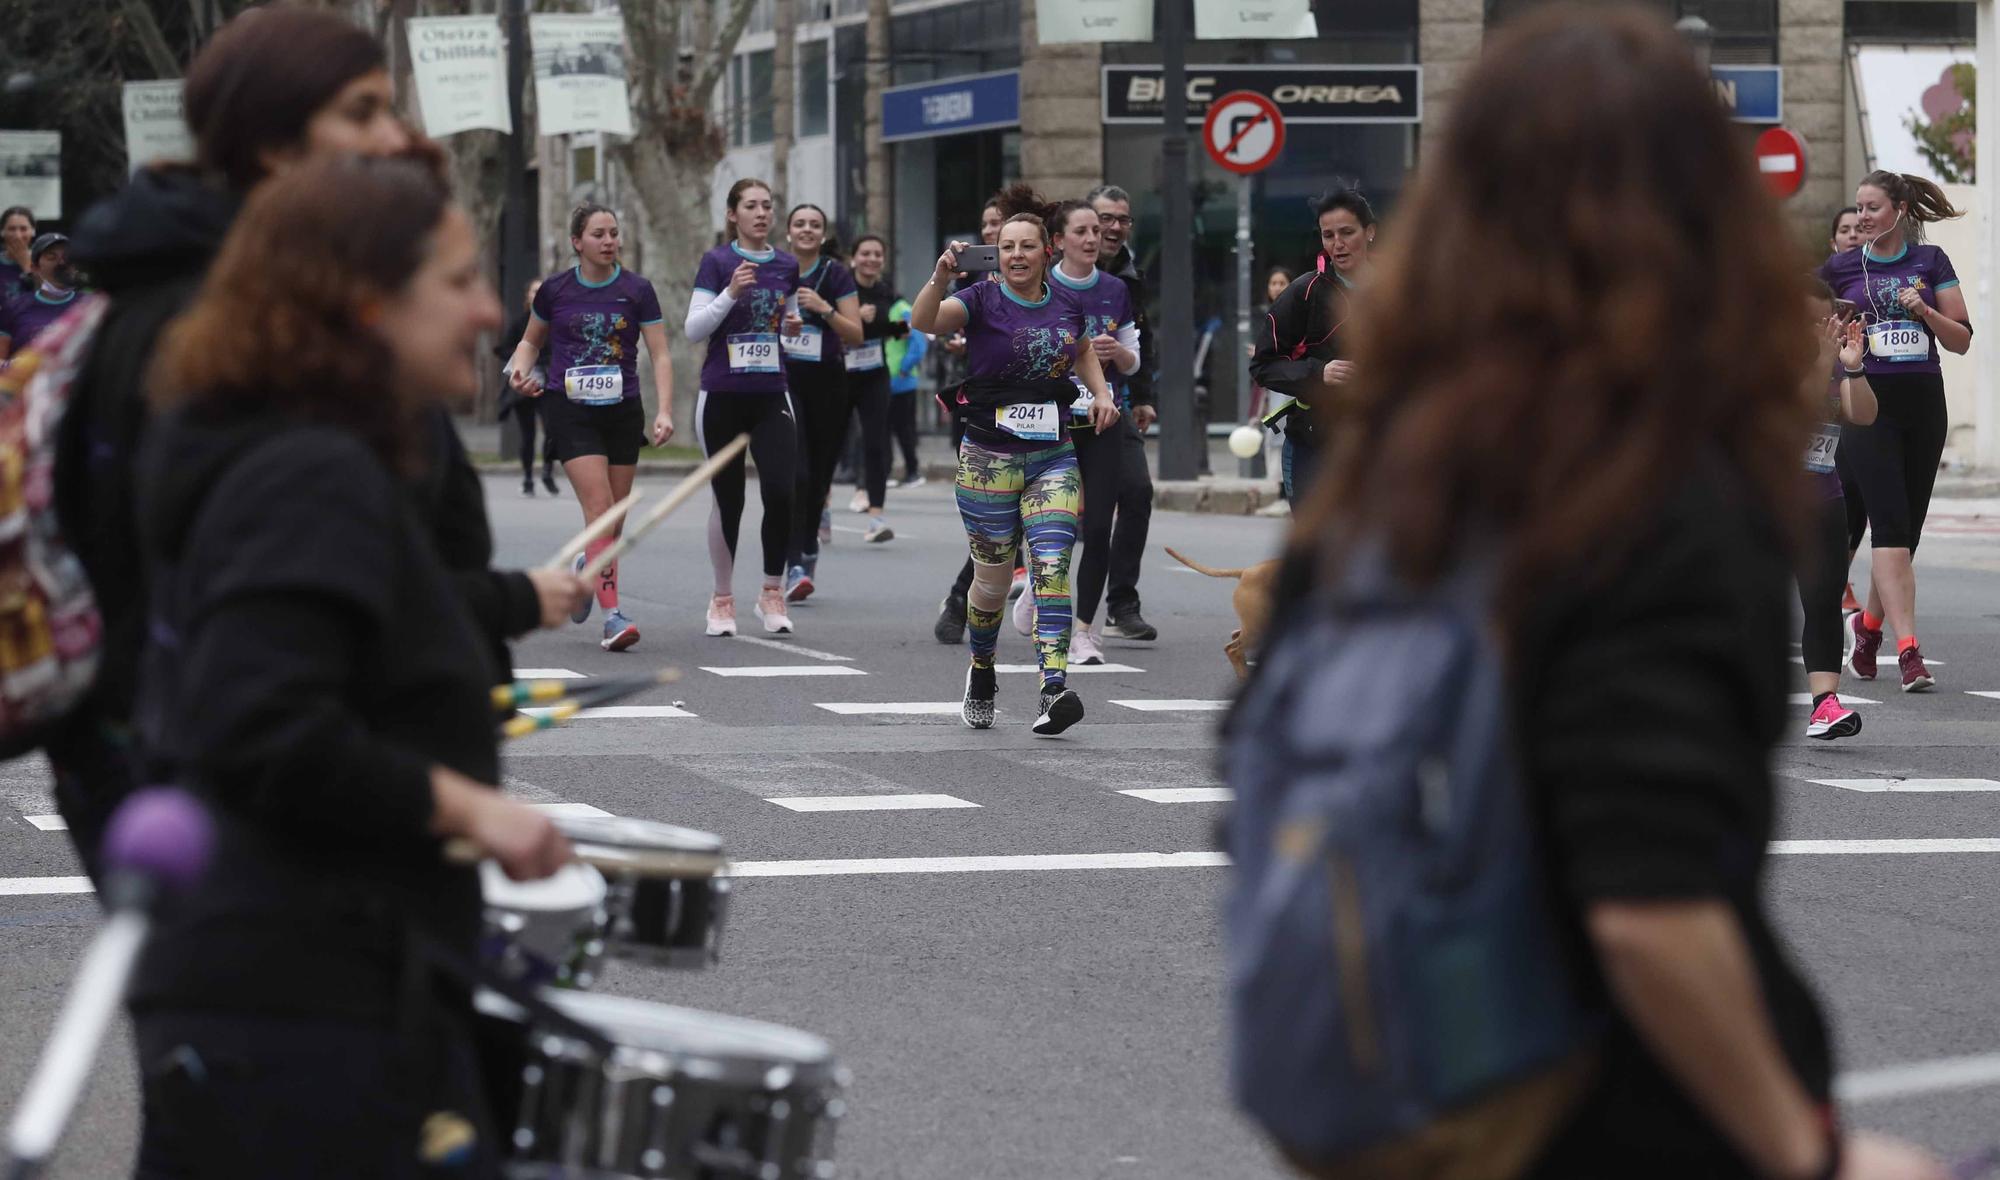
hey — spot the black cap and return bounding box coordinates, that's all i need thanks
[29,232,67,263]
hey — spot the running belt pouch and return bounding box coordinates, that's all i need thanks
[1220,551,1600,1178]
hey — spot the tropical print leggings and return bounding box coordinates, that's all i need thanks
[955,436,1081,687]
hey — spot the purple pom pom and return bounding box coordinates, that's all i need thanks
[101,788,214,891]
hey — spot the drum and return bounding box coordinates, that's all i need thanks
[554,815,730,970]
[479,990,847,1179]
[481,860,609,990]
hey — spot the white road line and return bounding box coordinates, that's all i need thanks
[701,665,867,678]
[522,705,698,720]
[1771,839,2000,854]
[729,851,1229,877]
[23,815,66,831]
[1110,699,1231,712]
[814,702,967,715]
[513,668,586,680]
[1786,693,1880,706]
[529,803,615,818]
[724,634,857,662]
[766,794,980,812]
[1838,1050,2000,1103]
[996,663,1146,674]
[1808,779,2000,793]
[1119,788,1234,803]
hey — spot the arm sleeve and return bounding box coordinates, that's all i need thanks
[1114,322,1142,375]
[685,288,736,342]
[1249,279,1325,396]
[637,279,664,325]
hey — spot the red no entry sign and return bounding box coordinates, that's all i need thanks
[1756,127,1805,199]
[1202,90,1286,175]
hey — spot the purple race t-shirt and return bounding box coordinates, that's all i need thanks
[946,278,1087,452]
[1051,263,1134,416]
[786,256,858,370]
[1819,242,1960,376]
[0,288,80,355]
[694,243,801,394]
[531,266,663,404]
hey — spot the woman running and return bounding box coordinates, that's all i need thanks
[687,178,803,636]
[1047,199,1141,667]
[0,206,35,294]
[506,203,669,653]
[1801,282,1878,740]
[1250,189,1376,503]
[1827,206,1867,614]
[846,233,905,541]
[910,192,1120,736]
[1819,171,1972,691]
[781,203,863,600]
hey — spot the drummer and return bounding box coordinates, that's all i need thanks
[130,156,569,1177]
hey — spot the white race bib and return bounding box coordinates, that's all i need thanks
[727,333,781,374]
[996,402,1060,441]
[1866,319,1929,363]
[844,341,885,371]
[564,365,623,405]
[1805,424,1841,474]
[781,325,823,361]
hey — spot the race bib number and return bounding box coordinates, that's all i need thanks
[564,365,623,405]
[844,341,885,371]
[781,325,823,362]
[1867,319,1929,363]
[1805,424,1841,474]
[727,333,781,374]
[997,402,1060,441]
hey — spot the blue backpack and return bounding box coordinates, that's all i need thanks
[1221,554,1599,1175]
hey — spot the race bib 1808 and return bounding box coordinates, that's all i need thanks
[1867,319,1929,362]
[727,333,781,374]
[996,402,1060,441]
[1805,423,1841,474]
[564,364,624,404]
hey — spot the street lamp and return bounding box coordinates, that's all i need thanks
[1675,4,1716,71]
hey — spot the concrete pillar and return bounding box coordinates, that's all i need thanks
[1780,0,1847,247]
[1419,0,1485,142]
[1019,2,1104,194]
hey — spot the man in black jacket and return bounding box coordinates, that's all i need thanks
[1089,184,1159,642]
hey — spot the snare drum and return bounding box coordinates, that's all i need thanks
[554,816,730,969]
[481,861,609,990]
[479,990,847,1179]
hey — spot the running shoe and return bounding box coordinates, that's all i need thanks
[864,518,894,543]
[1070,623,1105,666]
[705,593,737,638]
[849,489,869,513]
[1900,646,1935,693]
[600,609,639,653]
[570,553,594,625]
[900,473,927,489]
[1033,685,1084,736]
[818,509,833,546]
[1806,694,1862,740]
[1840,583,1861,615]
[785,564,815,604]
[542,469,559,495]
[934,595,967,645]
[1011,584,1036,637]
[1007,567,1028,602]
[1107,603,1158,642]
[1849,614,1882,680]
[756,586,793,634]
[522,477,535,497]
[961,663,997,729]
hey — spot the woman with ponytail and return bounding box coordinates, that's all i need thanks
[1819,170,1972,692]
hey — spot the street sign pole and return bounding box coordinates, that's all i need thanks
[1157,0,1200,482]
[1234,175,1262,478]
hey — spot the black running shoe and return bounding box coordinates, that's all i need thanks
[962,663,997,729]
[1107,604,1157,642]
[934,595,967,645]
[1033,686,1083,736]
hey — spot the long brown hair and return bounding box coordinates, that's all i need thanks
[151,155,455,473]
[1291,4,1816,628]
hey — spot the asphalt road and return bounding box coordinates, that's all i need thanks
[5,470,2000,1177]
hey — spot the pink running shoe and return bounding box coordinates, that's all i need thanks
[1849,614,1882,680]
[1806,694,1861,740]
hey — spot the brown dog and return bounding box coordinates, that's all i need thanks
[1164,547,1281,680]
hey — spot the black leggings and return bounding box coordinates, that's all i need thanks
[697,390,797,580]
[516,399,554,477]
[1843,371,1947,551]
[1069,421,1126,625]
[788,362,854,566]
[1799,494,1850,676]
[889,392,920,478]
[850,368,892,508]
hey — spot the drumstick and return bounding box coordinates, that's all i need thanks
[578,434,750,582]
[541,488,645,571]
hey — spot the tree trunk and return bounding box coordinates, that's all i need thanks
[772,0,794,203]
[864,0,890,236]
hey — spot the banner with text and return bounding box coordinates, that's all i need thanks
[530,13,633,137]
[1193,0,1316,39]
[409,16,512,138]
[122,81,192,172]
[0,132,60,216]
[1036,0,1153,42]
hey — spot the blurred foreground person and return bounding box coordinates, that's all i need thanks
[1224,7,1945,1179]
[132,155,569,1180]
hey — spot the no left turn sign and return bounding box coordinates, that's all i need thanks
[1202,90,1286,175]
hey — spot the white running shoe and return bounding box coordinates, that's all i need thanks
[705,593,737,637]
[756,586,794,634]
[849,489,869,513]
[1011,584,1036,637]
[1070,623,1104,666]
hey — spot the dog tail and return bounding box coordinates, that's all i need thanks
[1164,546,1248,580]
